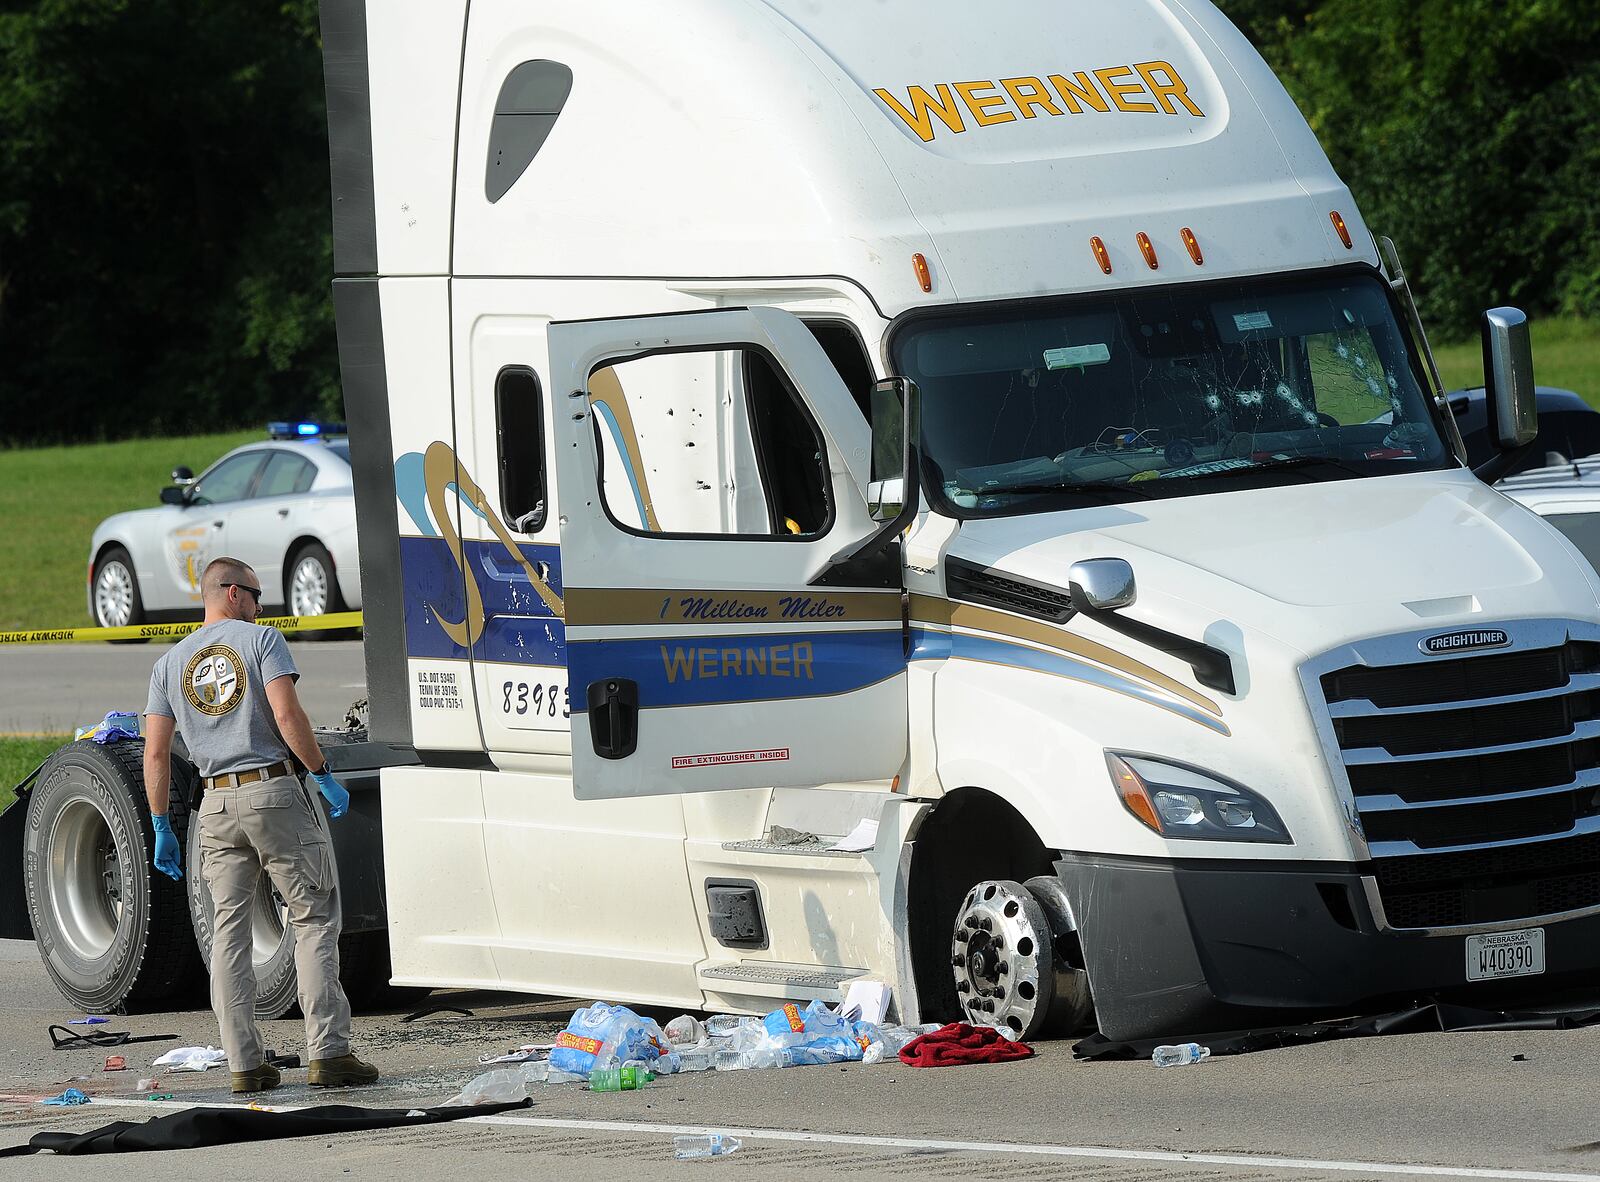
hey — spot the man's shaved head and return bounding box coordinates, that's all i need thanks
[202,557,257,603]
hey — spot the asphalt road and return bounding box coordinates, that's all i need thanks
[0,640,367,736]
[0,941,1596,1180]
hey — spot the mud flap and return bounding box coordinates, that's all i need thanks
[0,794,31,941]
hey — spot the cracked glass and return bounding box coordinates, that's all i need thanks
[891,273,1455,516]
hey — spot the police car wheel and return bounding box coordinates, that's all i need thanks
[24,740,204,1011]
[286,542,345,618]
[185,813,300,1020]
[93,547,148,641]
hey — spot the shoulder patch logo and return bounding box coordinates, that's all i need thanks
[184,644,246,716]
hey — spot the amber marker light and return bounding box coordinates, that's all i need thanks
[1136,232,1159,270]
[1181,227,1204,265]
[1108,753,1162,833]
[1330,210,1353,250]
[912,252,932,293]
[1089,236,1113,275]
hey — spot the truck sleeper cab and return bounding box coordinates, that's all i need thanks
[84,0,1592,1040]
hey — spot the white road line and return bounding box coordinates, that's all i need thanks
[57,1096,1600,1181]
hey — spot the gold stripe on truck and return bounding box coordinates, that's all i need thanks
[909,594,1223,718]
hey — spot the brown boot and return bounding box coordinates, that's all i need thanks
[231,1061,282,1094]
[308,1052,379,1087]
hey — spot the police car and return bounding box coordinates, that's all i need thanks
[87,423,361,629]
[1452,385,1600,573]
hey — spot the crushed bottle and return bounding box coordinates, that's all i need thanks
[1152,1043,1211,1067]
[674,1133,741,1159]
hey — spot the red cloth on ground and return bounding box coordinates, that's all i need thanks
[897,1022,1034,1067]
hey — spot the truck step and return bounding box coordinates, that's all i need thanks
[719,838,860,858]
[699,961,863,998]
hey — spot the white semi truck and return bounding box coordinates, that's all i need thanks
[8,0,1600,1042]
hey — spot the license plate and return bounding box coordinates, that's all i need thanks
[1465,928,1545,982]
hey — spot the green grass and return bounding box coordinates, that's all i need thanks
[0,734,71,810]
[0,430,256,632]
[1433,317,1600,406]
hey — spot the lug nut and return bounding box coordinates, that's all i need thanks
[996,962,1008,975]
[978,917,993,932]
[964,915,978,929]
[957,980,970,994]
[954,930,968,944]
[993,986,1006,999]
[951,953,964,967]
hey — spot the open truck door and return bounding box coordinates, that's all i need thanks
[548,307,909,799]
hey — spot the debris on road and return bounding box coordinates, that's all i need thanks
[39,1088,90,1107]
[103,1055,126,1072]
[150,1045,227,1072]
[896,1022,1035,1068]
[1152,1043,1211,1067]
[673,1133,741,1159]
[67,1016,109,1025]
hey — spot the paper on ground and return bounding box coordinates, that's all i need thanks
[151,1045,227,1072]
[828,818,878,852]
[840,978,891,1025]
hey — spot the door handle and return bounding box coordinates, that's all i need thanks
[212,521,224,529]
[586,678,639,760]
[277,508,290,518]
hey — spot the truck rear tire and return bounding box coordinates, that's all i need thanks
[186,789,418,1018]
[24,741,204,1011]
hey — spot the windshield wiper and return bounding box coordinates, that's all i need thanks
[982,479,1154,501]
[1167,454,1366,482]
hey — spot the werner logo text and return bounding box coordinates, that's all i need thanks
[874,61,1203,144]
[662,641,814,682]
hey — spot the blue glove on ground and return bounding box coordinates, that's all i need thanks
[151,814,182,880]
[312,769,349,820]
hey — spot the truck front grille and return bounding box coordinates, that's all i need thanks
[1371,832,1600,928]
[1317,635,1600,928]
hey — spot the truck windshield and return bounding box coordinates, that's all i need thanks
[891,272,1455,516]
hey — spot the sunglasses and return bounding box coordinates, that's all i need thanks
[223,583,262,604]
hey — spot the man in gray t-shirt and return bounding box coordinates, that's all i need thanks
[143,556,377,1095]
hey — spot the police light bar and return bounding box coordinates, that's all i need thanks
[267,421,348,440]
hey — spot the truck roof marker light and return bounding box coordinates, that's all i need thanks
[1089,236,1113,275]
[1108,753,1161,833]
[912,253,932,293]
[1330,211,1353,250]
[1136,232,1159,270]
[1181,227,1204,265]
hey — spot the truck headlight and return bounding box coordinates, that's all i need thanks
[1106,752,1291,844]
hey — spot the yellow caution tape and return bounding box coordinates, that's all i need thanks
[0,611,363,645]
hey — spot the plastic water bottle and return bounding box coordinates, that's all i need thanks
[588,1065,652,1091]
[674,1133,741,1159]
[1152,1043,1211,1067]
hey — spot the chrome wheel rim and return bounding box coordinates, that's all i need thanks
[94,561,134,628]
[289,556,329,616]
[251,874,288,965]
[951,880,1056,1039]
[47,799,124,962]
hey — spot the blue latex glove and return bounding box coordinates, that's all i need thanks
[151,814,182,880]
[312,769,349,820]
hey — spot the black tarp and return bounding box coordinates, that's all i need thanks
[1,1098,530,1156]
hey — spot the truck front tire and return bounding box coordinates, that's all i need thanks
[24,741,204,1011]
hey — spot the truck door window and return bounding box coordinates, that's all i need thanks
[587,348,831,539]
[497,366,546,534]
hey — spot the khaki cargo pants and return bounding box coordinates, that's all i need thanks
[198,773,352,1071]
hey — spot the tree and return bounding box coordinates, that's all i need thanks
[0,0,337,445]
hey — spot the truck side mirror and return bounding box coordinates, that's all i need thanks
[809,376,920,587]
[1482,307,1536,450]
[868,376,920,525]
[1068,558,1137,611]
[160,486,188,505]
